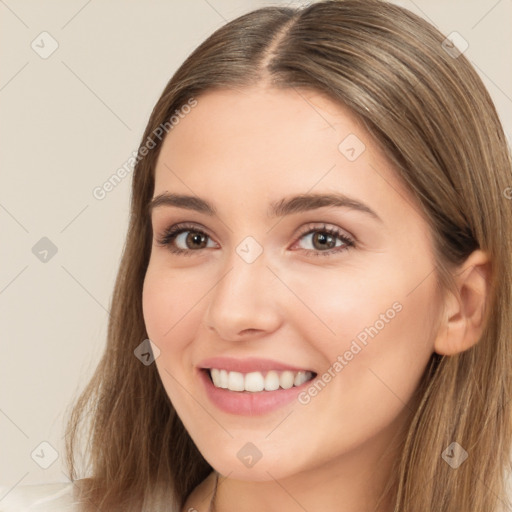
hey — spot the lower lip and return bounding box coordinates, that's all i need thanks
[198,369,314,416]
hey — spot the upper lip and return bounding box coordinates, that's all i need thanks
[198,356,315,374]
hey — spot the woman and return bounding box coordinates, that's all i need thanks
[3,0,511,510]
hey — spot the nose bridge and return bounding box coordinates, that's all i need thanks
[204,236,280,337]
[213,238,269,307]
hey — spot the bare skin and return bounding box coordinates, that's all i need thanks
[142,86,490,512]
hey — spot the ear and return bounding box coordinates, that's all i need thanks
[434,249,491,356]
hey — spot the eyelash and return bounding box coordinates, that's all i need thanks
[156,222,355,258]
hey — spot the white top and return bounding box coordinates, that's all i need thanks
[0,483,78,512]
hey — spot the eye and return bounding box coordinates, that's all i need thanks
[156,222,355,257]
[292,223,355,257]
[156,222,217,256]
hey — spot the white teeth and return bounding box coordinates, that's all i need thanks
[208,369,314,392]
[210,368,221,387]
[280,371,295,389]
[294,371,309,387]
[264,370,280,391]
[245,372,265,392]
[219,369,228,388]
[228,371,245,391]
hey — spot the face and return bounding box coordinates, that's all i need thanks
[142,86,443,482]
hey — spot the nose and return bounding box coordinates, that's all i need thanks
[202,245,282,341]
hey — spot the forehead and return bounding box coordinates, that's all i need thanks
[153,86,421,226]
[158,86,366,163]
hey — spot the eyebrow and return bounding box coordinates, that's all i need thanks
[148,192,383,223]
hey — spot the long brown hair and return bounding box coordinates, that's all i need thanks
[65,1,512,510]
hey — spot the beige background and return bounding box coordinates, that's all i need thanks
[1,0,511,491]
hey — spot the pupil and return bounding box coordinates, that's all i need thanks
[189,232,206,248]
[315,232,333,249]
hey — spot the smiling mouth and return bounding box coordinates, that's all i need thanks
[203,368,317,393]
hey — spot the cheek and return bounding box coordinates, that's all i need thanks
[289,257,439,427]
[334,291,435,430]
[142,261,205,346]
[142,264,202,410]
[142,269,173,343]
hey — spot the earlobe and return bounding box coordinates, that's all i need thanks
[433,249,491,356]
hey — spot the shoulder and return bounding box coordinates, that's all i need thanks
[0,481,79,511]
